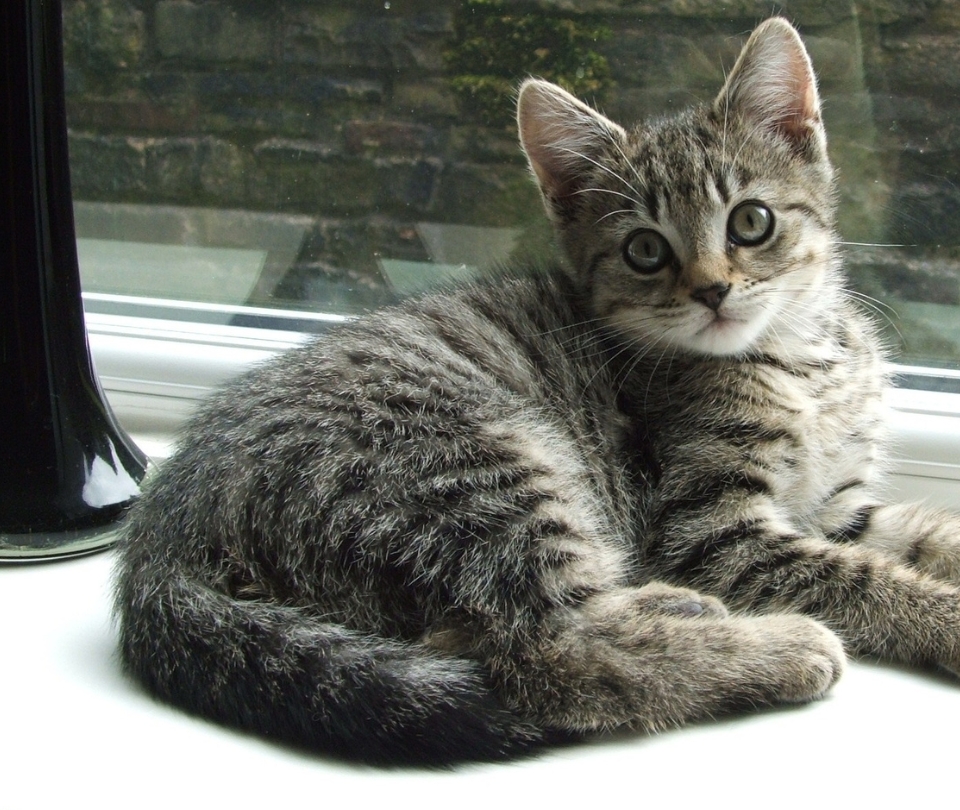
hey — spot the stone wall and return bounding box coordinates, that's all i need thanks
[62,0,960,360]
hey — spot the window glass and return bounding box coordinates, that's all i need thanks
[64,0,960,369]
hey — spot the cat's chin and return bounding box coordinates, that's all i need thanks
[679,314,769,358]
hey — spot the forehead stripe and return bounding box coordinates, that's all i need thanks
[712,170,731,204]
[644,188,660,223]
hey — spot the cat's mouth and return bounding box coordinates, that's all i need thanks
[699,309,746,331]
[687,310,762,356]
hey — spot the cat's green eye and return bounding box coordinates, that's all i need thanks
[623,229,673,274]
[728,201,774,247]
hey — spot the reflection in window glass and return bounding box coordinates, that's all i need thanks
[64,0,960,368]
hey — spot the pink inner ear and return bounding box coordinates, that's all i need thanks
[773,68,820,142]
[517,110,574,200]
[529,142,586,204]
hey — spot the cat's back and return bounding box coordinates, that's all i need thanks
[184,265,610,458]
[117,266,630,623]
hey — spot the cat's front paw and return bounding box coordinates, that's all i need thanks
[746,614,845,704]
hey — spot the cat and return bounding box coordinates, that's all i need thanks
[114,17,960,766]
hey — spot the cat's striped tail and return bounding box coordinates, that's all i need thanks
[113,569,546,766]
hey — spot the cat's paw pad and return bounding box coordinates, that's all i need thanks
[632,582,729,619]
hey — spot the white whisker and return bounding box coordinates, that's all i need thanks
[554,145,646,205]
[839,241,916,248]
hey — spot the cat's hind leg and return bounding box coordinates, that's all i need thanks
[830,502,960,585]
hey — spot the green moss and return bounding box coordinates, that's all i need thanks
[445,0,612,128]
[63,0,145,78]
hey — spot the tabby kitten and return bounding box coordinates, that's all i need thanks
[114,18,960,766]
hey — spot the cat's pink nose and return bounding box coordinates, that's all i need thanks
[691,283,731,312]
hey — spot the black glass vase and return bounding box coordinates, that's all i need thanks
[0,0,149,559]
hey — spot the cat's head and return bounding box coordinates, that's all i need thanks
[518,18,838,358]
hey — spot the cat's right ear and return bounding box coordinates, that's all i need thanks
[517,79,627,219]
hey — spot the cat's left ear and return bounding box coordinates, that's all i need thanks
[518,79,627,218]
[714,18,826,158]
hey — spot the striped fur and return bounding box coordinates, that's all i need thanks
[114,18,960,766]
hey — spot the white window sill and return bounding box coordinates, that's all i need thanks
[887,380,960,505]
[89,309,310,448]
[87,310,960,509]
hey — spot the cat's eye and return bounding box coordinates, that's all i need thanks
[728,201,774,247]
[623,229,673,274]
